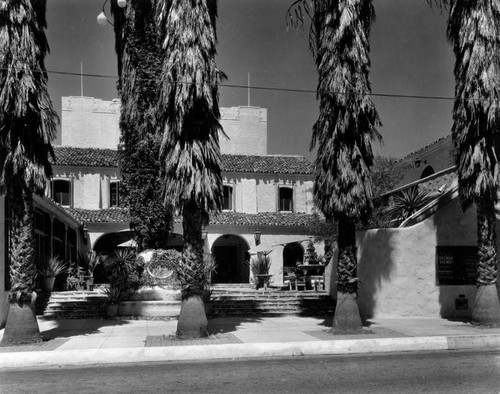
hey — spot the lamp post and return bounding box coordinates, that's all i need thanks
[254,229,261,246]
[97,0,127,26]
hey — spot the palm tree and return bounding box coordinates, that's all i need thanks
[289,0,381,331]
[111,1,173,252]
[157,0,224,338]
[429,0,500,324]
[0,0,58,344]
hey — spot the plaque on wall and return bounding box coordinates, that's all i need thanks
[435,246,477,286]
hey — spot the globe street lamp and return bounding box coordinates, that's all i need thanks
[97,0,127,27]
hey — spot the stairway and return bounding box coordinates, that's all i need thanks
[35,291,108,319]
[208,284,335,317]
[35,285,335,319]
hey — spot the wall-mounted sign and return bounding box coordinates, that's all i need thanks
[436,246,477,286]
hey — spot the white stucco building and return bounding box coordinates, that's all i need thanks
[0,96,324,324]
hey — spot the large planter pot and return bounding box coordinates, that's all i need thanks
[255,274,273,290]
[40,277,56,293]
[106,303,119,317]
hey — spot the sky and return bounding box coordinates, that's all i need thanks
[44,0,454,160]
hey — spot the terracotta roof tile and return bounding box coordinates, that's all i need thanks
[210,211,319,227]
[221,154,313,174]
[62,207,320,228]
[52,146,118,167]
[63,207,129,223]
[52,146,313,174]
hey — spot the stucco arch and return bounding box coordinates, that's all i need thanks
[421,165,435,179]
[93,230,134,253]
[211,234,250,283]
[283,242,304,273]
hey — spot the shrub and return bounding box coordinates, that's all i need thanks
[101,248,142,301]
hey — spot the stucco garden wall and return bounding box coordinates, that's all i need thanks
[354,197,500,319]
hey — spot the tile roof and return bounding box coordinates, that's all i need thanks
[221,154,313,174]
[63,207,129,223]
[210,211,320,227]
[52,146,313,174]
[63,206,321,228]
[52,146,118,167]
[401,135,451,160]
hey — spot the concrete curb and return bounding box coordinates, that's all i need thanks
[1,334,500,369]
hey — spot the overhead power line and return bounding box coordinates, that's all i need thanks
[0,65,461,102]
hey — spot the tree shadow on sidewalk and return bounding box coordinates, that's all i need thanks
[207,316,264,334]
[37,318,133,341]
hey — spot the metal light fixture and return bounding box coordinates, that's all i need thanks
[97,0,127,27]
[202,230,208,240]
[82,223,89,245]
[254,229,261,245]
[97,11,109,26]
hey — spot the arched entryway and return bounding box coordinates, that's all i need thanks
[211,234,250,283]
[93,231,134,254]
[421,165,434,179]
[283,242,304,276]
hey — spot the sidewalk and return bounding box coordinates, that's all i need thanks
[1,316,500,369]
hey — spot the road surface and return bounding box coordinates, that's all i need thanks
[1,350,500,393]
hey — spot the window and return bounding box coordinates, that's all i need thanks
[52,179,71,206]
[110,181,121,207]
[222,185,233,211]
[52,220,66,259]
[34,210,50,265]
[279,187,293,212]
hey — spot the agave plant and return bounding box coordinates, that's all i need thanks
[385,186,432,223]
[38,257,68,278]
[249,252,272,277]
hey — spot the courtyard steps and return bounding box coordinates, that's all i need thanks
[208,284,335,317]
[35,285,335,319]
[35,291,108,319]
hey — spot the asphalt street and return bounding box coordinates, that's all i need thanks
[1,350,500,393]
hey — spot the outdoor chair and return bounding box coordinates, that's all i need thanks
[295,277,306,291]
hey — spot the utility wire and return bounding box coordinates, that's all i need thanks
[0,65,460,102]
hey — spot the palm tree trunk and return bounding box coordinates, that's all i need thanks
[333,216,362,331]
[176,201,208,338]
[1,186,41,345]
[473,200,500,324]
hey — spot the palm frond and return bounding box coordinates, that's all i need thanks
[311,0,381,222]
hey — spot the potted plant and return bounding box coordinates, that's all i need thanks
[66,261,86,290]
[39,257,68,293]
[86,251,101,290]
[250,252,273,290]
[103,280,124,317]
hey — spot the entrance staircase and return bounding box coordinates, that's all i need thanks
[35,285,335,319]
[208,284,335,317]
[35,291,108,319]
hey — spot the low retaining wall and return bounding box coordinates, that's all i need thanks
[119,300,181,317]
[129,287,181,301]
